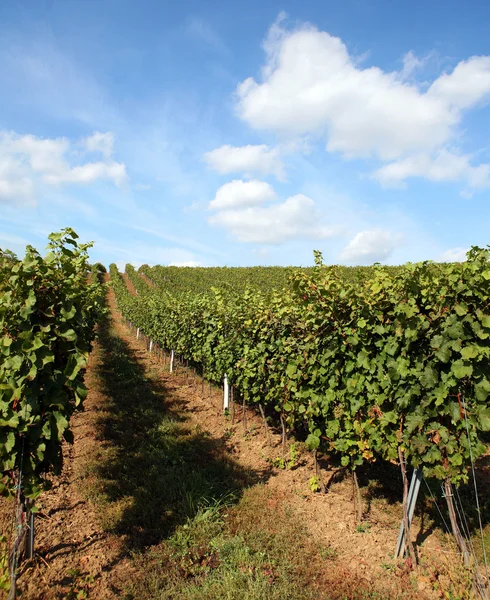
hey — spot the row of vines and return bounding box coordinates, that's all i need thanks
[111,251,490,566]
[1,229,105,597]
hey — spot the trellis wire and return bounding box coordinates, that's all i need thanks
[461,394,489,583]
[423,478,450,533]
[8,399,28,600]
[454,486,478,560]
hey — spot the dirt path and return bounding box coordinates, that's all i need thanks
[0,286,467,599]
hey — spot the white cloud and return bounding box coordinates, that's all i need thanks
[209,193,335,244]
[428,57,490,110]
[43,161,127,187]
[168,260,202,267]
[438,247,468,262]
[373,150,490,189]
[84,131,114,158]
[209,179,276,210]
[236,18,490,181]
[0,130,127,205]
[204,144,285,179]
[340,229,400,263]
[0,176,35,204]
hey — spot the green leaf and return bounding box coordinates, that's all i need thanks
[451,361,473,379]
[461,345,479,360]
[305,433,320,450]
[430,335,443,349]
[481,315,490,328]
[60,329,77,342]
[454,303,468,316]
[420,366,438,389]
[405,414,425,434]
[477,407,490,431]
[475,378,490,401]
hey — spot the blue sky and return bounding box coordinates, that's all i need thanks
[1,0,490,267]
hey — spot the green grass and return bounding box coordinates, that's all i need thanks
[125,486,401,600]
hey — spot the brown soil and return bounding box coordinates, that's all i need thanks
[121,272,136,295]
[138,271,155,288]
[0,286,468,599]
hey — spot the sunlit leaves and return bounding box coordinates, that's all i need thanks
[111,246,490,486]
[0,229,105,498]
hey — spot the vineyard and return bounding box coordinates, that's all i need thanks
[1,233,490,598]
[111,253,490,580]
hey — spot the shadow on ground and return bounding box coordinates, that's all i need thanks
[86,316,262,550]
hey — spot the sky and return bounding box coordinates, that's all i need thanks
[1,0,490,268]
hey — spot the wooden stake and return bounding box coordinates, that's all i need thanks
[398,446,417,563]
[280,414,287,457]
[314,450,326,493]
[444,478,470,565]
[242,394,247,432]
[258,404,272,446]
[352,469,363,526]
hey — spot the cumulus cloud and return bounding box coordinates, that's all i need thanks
[340,229,400,263]
[428,57,490,110]
[43,161,128,187]
[0,130,127,204]
[373,150,490,189]
[204,144,285,179]
[235,17,490,188]
[209,193,335,244]
[84,131,114,158]
[209,179,277,210]
[438,247,468,262]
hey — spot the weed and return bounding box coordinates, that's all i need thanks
[355,522,371,533]
[65,568,95,600]
[125,486,396,600]
[319,545,338,560]
[272,456,286,469]
[0,535,9,593]
[309,476,320,492]
[288,442,299,468]
[272,443,299,470]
